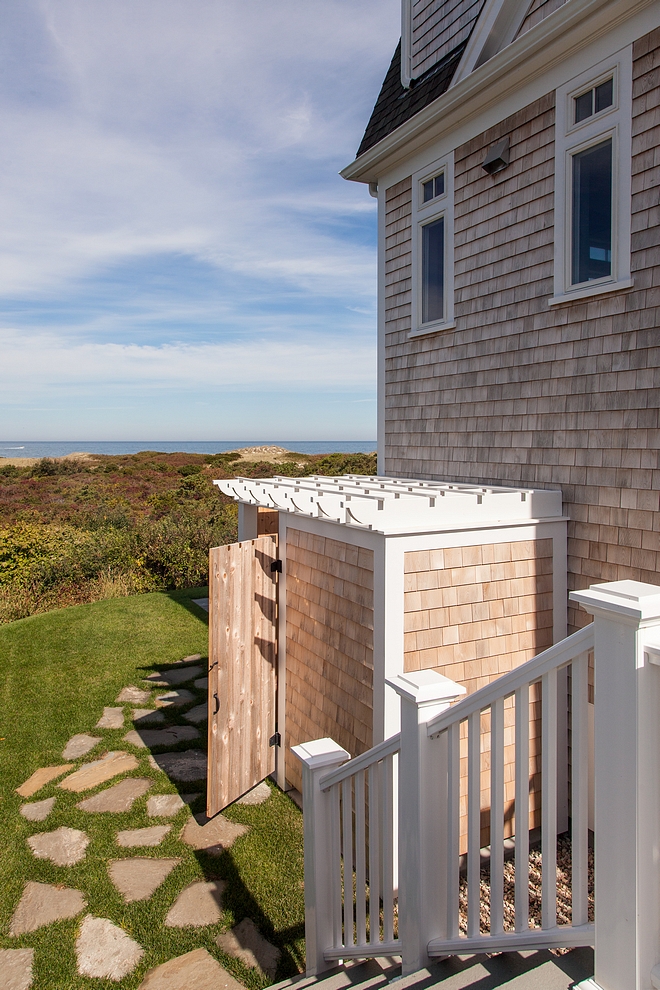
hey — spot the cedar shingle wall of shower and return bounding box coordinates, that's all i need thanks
[285,529,375,793]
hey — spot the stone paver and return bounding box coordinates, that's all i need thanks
[181,654,202,663]
[236,781,271,805]
[117,686,151,704]
[10,881,86,935]
[58,751,139,792]
[216,917,281,978]
[147,794,192,817]
[116,825,172,847]
[144,666,202,687]
[123,726,200,749]
[0,948,34,990]
[76,915,144,981]
[191,598,210,613]
[180,813,248,855]
[27,826,89,866]
[76,777,152,813]
[194,676,208,690]
[133,708,165,725]
[62,733,101,760]
[96,707,125,729]
[20,797,56,821]
[182,703,207,724]
[16,764,73,798]
[151,750,207,781]
[164,880,225,927]
[154,689,195,708]
[108,857,180,902]
[137,948,242,990]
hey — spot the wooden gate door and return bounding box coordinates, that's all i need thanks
[207,535,278,816]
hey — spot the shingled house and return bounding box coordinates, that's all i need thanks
[209,0,660,838]
[342,0,660,637]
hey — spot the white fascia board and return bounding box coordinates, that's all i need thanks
[340,0,656,185]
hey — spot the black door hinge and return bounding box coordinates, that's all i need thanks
[270,559,282,573]
[269,732,281,747]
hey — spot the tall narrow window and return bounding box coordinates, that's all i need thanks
[411,153,454,336]
[422,217,444,323]
[572,138,612,285]
[552,52,632,305]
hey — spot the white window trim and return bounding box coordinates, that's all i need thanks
[410,152,455,338]
[551,47,633,306]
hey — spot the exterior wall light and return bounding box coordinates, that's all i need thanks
[482,137,510,174]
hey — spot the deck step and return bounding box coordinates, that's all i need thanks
[270,947,594,990]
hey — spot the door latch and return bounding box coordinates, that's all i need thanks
[269,732,281,747]
[270,559,282,573]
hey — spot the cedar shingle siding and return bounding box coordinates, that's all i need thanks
[516,0,569,38]
[285,529,374,793]
[383,28,660,633]
[412,0,485,77]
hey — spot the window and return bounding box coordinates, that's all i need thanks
[411,155,454,336]
[574,78,614,123]
[552,51,633,305]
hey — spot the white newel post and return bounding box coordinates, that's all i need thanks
[570,581,660,990]
[292,738,350,977]
[386,671,466,976]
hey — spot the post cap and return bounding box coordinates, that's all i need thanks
[386,669,466,706]
[571,580,660,622]
[291,738,350,770]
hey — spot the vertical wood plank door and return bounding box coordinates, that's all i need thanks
[207,535,278,816]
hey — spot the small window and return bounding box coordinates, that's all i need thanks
[574,78,613,123]
[422,172,445,203]
[422,217,445,323]
[572,139,612,285]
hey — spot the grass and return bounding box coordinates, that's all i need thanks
[0,588,305,989]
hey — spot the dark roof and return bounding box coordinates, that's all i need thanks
[356,40,467,159]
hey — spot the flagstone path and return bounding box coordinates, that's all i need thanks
[10,652,279,988]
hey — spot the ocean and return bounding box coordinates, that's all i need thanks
[0,440,377,459]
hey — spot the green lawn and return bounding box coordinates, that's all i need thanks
[0,589,305,989]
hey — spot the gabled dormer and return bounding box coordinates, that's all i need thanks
[356,0,570,159]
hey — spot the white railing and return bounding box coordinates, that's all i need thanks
[296,581,660,990]
[317,734,400,961]
[423,623,594,957]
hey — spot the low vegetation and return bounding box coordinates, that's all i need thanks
[0,448,377,623]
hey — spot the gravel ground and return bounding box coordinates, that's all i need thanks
[458,833,594,949]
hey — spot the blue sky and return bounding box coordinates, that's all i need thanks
[0,0,400,441]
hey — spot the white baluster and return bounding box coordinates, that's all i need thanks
[542,668,558,930]
[467,709,481,938]
[355,770,367,946]
[490,697,505,936]
[382,753,394,943]
[571,652,589,927]
[447,721,460,940]
[515,684,530,932]
[342,777,354,948]
[368,762,381,946]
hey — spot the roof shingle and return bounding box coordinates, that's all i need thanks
[356,40,467,159]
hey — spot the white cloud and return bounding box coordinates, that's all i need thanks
[0,329,376,392]
[0,0,397,300]
[0,0,398,437]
